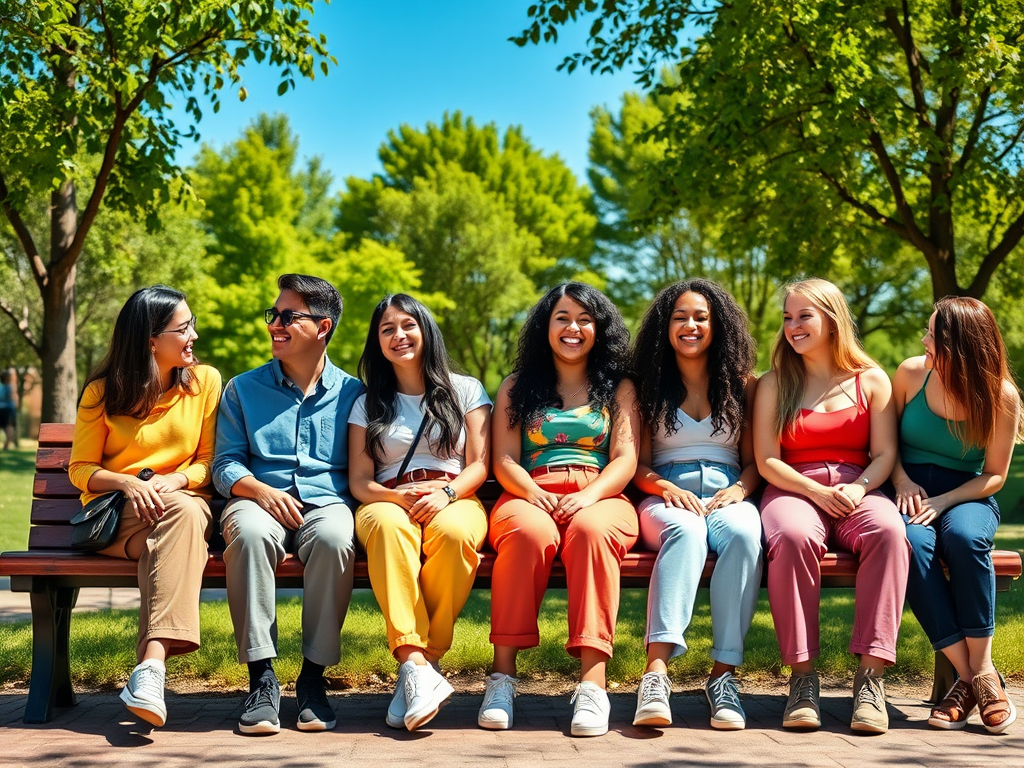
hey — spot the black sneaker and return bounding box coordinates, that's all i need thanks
[239,675,281,735]
[296,675,336,731]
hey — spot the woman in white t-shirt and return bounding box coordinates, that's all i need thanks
[349,294,492,732]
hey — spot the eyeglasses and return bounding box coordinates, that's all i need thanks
[155,316,197,336]
[264,307,328,327]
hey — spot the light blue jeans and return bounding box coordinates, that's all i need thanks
[639,460,763,665]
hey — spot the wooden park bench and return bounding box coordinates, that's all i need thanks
[1,423,1020,723]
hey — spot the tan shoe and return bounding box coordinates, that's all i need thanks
[850,668,888,734]
[783,670,821,730]
[973,671,1017,734]
[928,678,977,730]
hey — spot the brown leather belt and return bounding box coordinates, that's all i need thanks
[529,464,596,477]
[382,468,457,489]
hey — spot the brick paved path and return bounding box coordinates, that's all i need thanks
[1,682,1021,767]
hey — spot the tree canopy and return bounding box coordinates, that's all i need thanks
[518,0,1024,301]
[0,0,334,419]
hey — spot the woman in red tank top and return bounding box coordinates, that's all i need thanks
[752,278,909,735]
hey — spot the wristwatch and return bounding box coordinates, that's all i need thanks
[441,485,458,504]
[858,476,870,488]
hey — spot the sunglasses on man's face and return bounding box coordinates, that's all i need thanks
[264,307,328,327]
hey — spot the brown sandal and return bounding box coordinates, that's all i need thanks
[972,671,1017,734]
[928,679,976,730]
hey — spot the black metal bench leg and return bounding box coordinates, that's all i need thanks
[24,583,79,723]
[929,650,957,705]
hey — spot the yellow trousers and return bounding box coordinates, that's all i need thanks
[355,497,487,657]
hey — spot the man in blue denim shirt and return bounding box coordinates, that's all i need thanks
[213,274,364,736]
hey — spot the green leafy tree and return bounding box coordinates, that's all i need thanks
[374,164,544,384]
[518,1,1024,302]
[0,181,211,380]
[0,0,334,420]
[337,111,598,286]
[588,86,932,365]
[193,114,422,379]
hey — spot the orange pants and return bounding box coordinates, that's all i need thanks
[488,466,638,658]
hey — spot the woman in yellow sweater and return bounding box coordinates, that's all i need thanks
[69,285,221,727]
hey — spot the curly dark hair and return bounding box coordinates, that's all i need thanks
[506,282,631,427]
[630,279,756,438]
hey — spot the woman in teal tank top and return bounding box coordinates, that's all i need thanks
[479,282,639,737]
[891,297,1023,734]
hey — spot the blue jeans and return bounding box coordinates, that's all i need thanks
[902,462,1000,650]
[638,460,763,665]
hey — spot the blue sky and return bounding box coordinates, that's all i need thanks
[172,1,640,190]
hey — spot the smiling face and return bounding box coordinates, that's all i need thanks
[669,291,713,361]
[151,301,197,375]
[267,288,330,364]
[922,311,937,370]
[547,295,596,364]
[783,291,831,357]
[378,305,423,369]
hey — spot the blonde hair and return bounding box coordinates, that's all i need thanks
[772,278,877,437]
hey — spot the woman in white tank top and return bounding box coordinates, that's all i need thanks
[629,279,762,731]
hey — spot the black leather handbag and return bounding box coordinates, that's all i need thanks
[70,468,154,551]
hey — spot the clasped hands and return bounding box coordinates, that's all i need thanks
[121,472,187,525]
[894,478,948,526]
[394,479,452,524]
[809,482,867,519]
[660,482,744,516]
[525,487,599,523]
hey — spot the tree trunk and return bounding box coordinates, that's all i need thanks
[42,180,79,423]
[929,256,962,301]
[40,270,78,423]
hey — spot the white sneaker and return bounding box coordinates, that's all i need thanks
[633,671,672,727]
[386,663,411,729]
[705,671,746,730]
[477,673,518,730]
[570,681,610,737]
[402,660,454,731]
[119,659,167,727]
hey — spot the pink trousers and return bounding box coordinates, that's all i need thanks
[760,462,910,665]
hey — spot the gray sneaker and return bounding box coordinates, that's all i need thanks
[851,668,888,734]
[783,670,821,730]
[239,675,281,735]
[633,671,672,727]
[296,675,336,731]
[705,671,745,730]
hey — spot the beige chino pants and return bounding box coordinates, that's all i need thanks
[99,490,213,661]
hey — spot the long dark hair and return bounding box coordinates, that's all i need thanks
[932,296,1024,447]
[357,294,463,465]
[631,279,756,438]
[83,286,198,418]
[506,282,630,427]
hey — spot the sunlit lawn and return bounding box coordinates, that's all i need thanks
[1,446,1022,689]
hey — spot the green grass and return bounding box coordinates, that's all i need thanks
[2,576,1023,689]
[1,445,1023,688]
[0,444,34,553]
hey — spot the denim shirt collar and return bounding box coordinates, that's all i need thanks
[270,355,339,392]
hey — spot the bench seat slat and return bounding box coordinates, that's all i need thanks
[37,423,75,445]
[34,447,72,471]
[33,474,80,498]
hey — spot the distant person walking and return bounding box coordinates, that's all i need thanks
[0,368,18,450]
